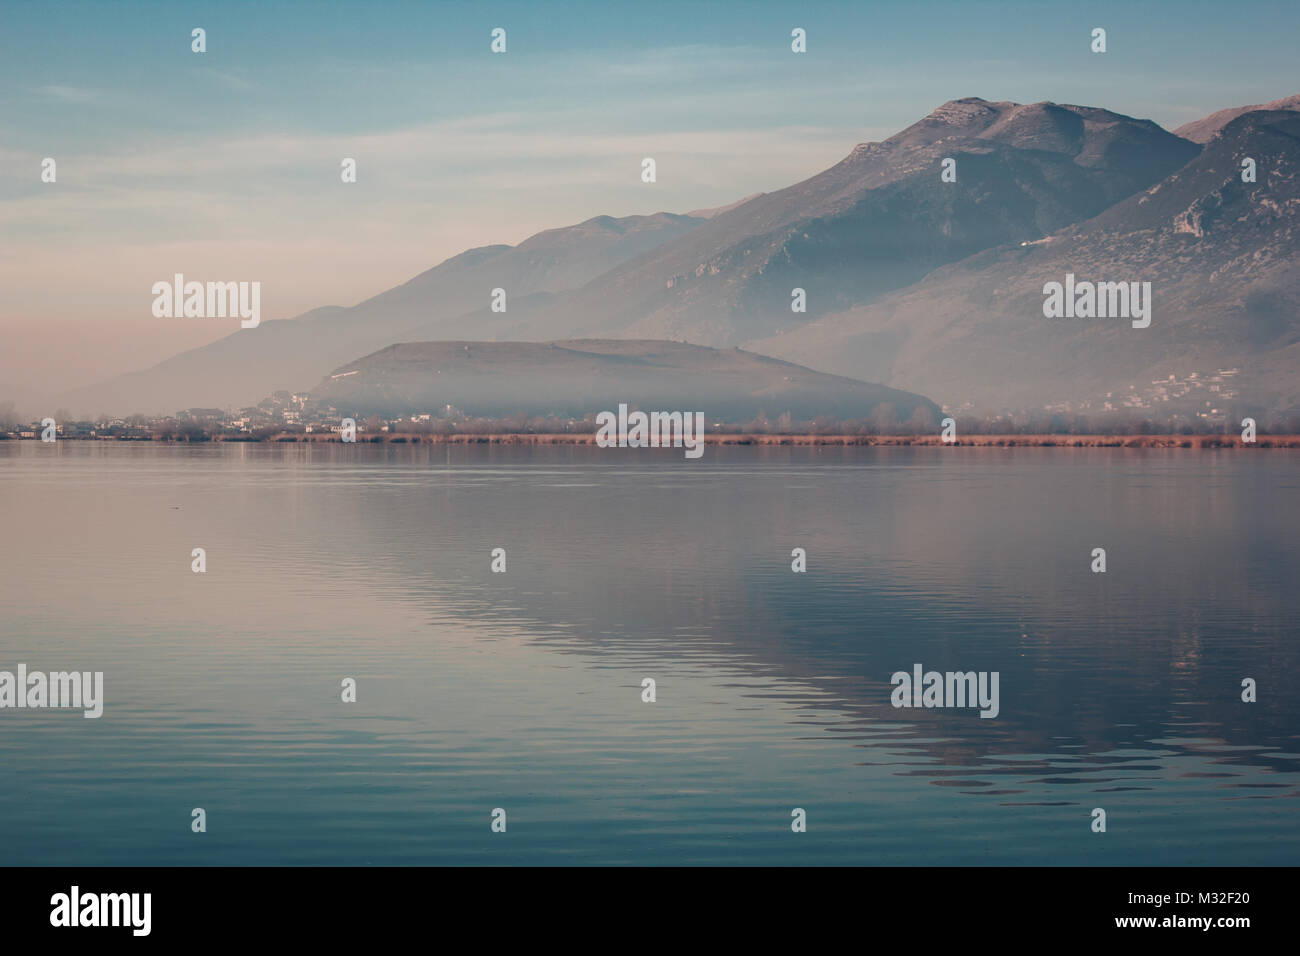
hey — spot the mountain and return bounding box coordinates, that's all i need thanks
[398,290,562,343]
[506,98,1200,345]
[63,95,1299,422]
[1173,93,1300,143]
[304,339,942,425]
[684,193,764,218]
[61,212,703,416]
[752,109,1300,420]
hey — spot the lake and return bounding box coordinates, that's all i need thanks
[1,441,1297,865]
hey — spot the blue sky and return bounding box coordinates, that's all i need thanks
[1,0,1297,401]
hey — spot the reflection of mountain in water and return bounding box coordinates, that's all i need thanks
[321,444,1300,801]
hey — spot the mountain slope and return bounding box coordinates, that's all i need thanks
[61,212,704,415]
[509,98,1199,344]
[752,109,1300,419]
[1173,93,1300,143]
[306,339,942,425]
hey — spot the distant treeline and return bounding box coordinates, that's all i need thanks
[378,411,1298,437]
[7,409,1298,441]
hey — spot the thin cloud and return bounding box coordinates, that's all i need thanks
[34,84,101,104]
[197,69,255,92]
[600,43,764,79]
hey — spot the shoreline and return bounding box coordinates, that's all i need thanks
[11,433,1298,448]
[293,433,1298,448]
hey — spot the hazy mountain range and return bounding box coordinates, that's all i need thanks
[62,211,704,416]
[61,94,1300,422]
[755,108,1300,418]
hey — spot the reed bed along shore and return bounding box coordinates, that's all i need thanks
[254,432,1300,448]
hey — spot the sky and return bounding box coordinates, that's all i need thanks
[1,0,1297,410]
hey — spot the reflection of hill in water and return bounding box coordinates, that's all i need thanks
[318,443,1300,799]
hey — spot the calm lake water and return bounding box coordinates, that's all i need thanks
[1,441,1297,865]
